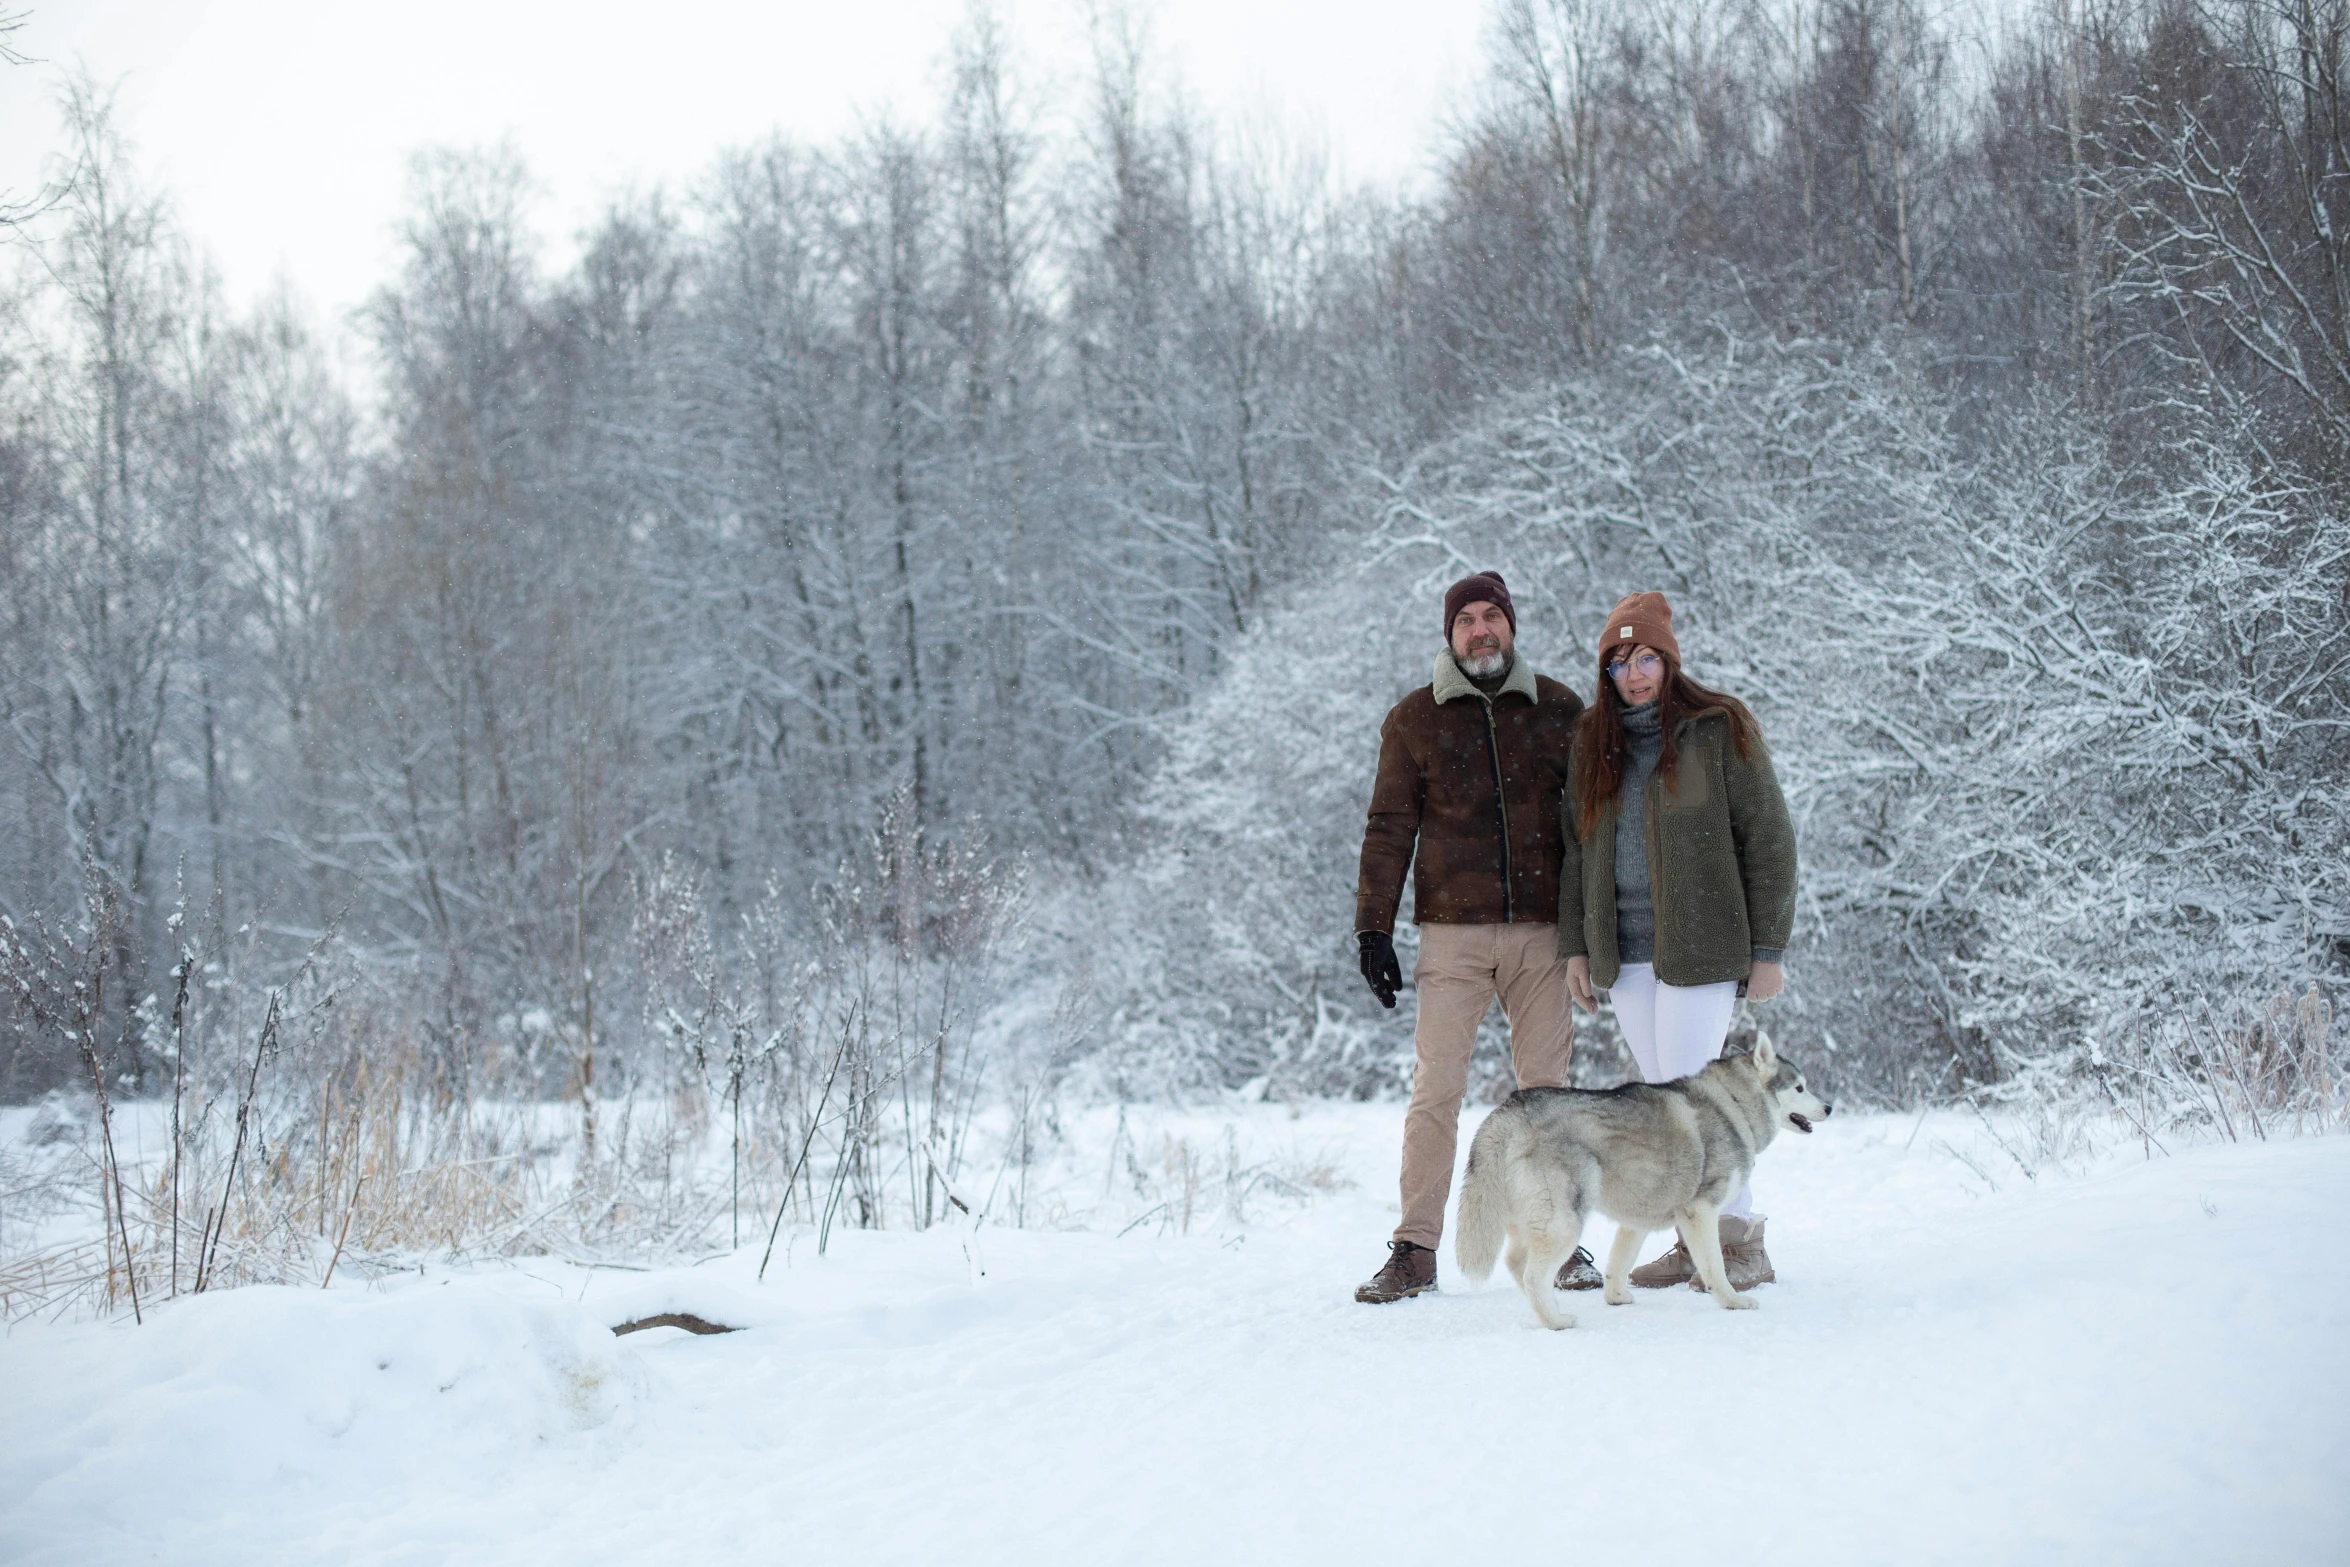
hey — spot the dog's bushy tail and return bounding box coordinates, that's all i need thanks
[1453,1114,1514,1281]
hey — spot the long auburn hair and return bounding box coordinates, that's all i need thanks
[1571,645,1762,839]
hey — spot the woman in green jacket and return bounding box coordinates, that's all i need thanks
[1556,591,1798,1291]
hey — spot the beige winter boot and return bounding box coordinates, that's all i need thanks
[1690,1215,1775,1291]
[1635,1216,1776,1289]
[1629,1235,1696,1288]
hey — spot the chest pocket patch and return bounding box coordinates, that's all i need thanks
[1661,758,1711,811]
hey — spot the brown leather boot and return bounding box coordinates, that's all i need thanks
[1355,1240,1437,1303]
[1553,1247,1605,1290]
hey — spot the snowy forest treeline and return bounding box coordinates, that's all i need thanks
[3,0,2346,1129]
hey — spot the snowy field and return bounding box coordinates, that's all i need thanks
[3,1103,2345,1566]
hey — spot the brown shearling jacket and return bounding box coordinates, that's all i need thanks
[1355,651,1586,935]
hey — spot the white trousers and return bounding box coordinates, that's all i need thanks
[1608,962,1753,1219]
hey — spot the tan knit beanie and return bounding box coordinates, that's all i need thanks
[1600,591,1680,664]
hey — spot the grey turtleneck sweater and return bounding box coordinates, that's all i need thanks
[1613,701,1665,963]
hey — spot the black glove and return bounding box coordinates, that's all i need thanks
[1357,930,1401,1009]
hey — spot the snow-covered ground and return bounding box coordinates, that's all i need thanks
[3,1104,2344,1566]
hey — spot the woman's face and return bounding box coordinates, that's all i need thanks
[1607,643,1665,706]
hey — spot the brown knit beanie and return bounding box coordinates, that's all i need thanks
[1600,591,1679,664]
[1442,571,1516,638]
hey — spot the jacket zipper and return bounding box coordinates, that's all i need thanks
[1644,764,1662,921]
[1637,721,1684,950]
[1482,701,1514,922]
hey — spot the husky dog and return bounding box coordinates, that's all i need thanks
[1455,1036,1831,1329]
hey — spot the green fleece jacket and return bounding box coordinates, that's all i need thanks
[1556,709,1798,989]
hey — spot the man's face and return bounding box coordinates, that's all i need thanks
[1450,601,1514,677]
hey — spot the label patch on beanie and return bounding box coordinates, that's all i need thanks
[1619,626,1634,639]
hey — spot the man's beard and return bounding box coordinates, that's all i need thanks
[1458,645,1510,679]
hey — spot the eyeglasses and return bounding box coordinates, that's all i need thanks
[1607,652,1664,681]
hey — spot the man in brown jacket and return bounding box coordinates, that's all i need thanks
[1353,572,1586,1303]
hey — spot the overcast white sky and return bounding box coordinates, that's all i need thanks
[0,0,1487,329]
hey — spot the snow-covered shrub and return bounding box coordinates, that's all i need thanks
[1045,563,1424,1100]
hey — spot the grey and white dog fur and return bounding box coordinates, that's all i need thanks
[1455,1035,1832,1329]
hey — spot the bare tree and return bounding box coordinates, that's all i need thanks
[2100,0,2350,461]
[1495,0,1616,359]
[0,8,63,230]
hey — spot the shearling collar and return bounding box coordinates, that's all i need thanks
[1432,648,1541,706]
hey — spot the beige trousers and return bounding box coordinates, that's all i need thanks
[1393,922,1575,1249]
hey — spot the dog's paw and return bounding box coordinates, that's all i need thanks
[1716,1291,1758,1310]
[1604,1284,1633,1306]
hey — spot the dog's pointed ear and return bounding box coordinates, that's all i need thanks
[1752,1031,1777,1074]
